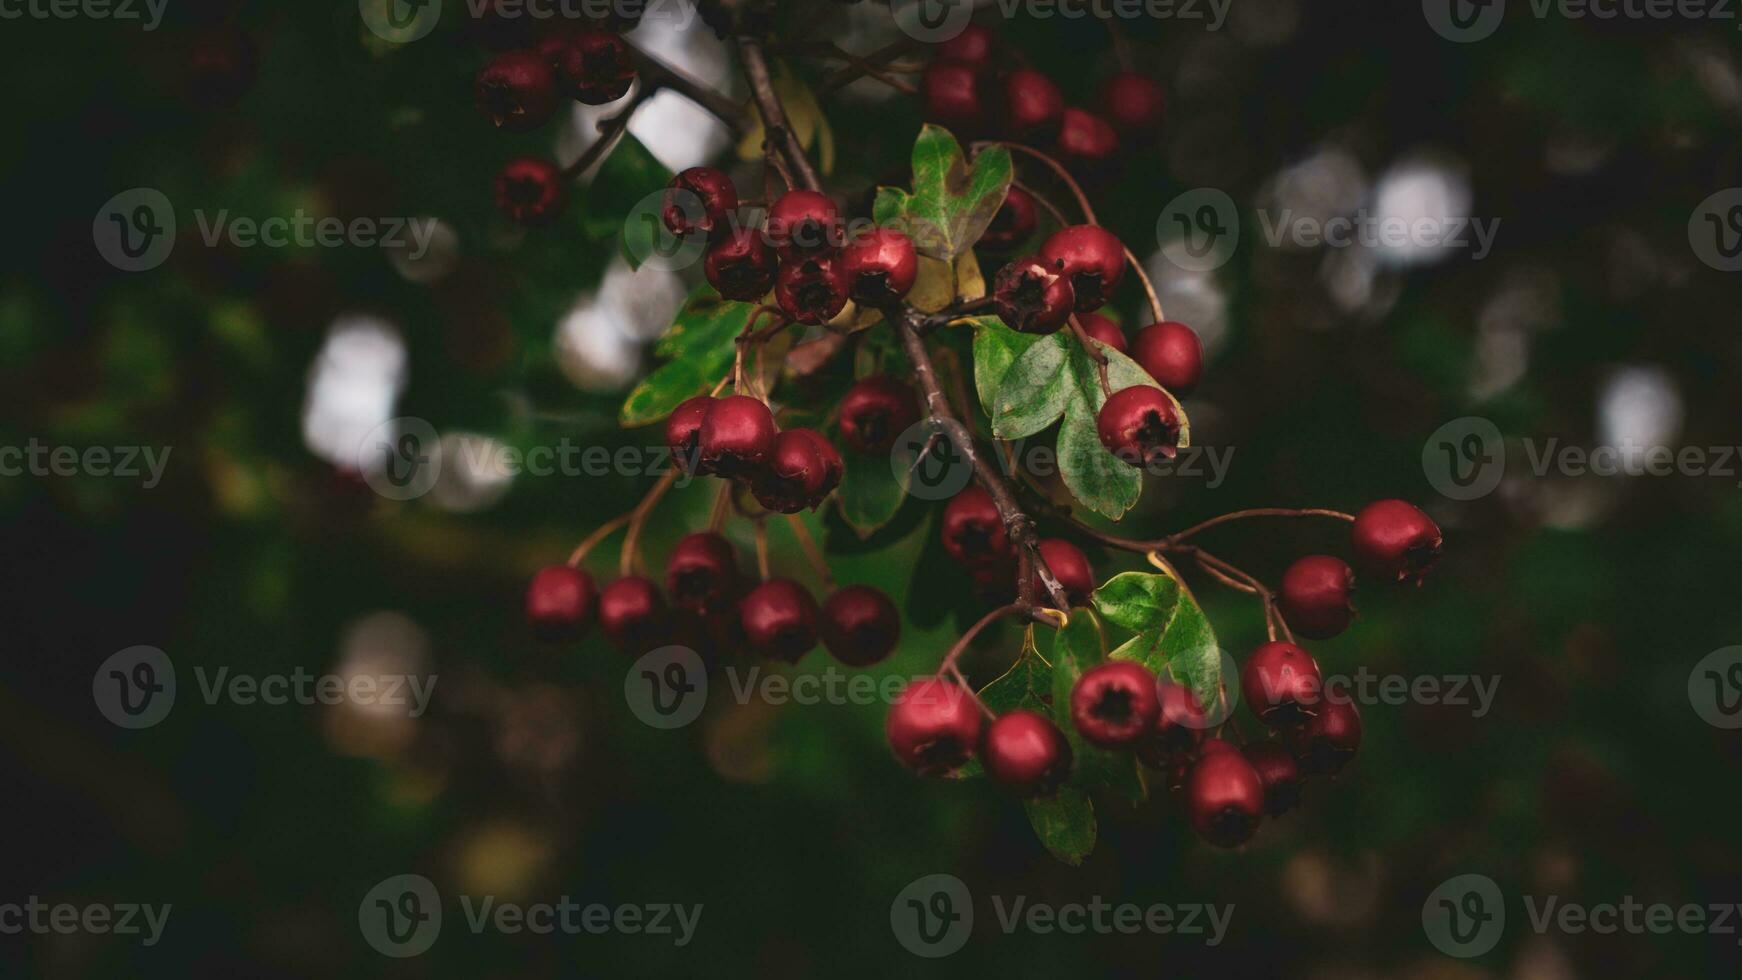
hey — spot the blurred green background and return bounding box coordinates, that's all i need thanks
[4,0,1742,976]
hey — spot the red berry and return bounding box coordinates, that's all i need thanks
[982,710,1073,796]
[739,578,820,662]
[475,49,559,131]
[775,256,851,325]
[526,565,596,640]
[1279,556,1356,640]
[1095,386,1181,467]
[494,157,567,224]
[1039,225,1126,313]
[704,227,777,301]
[1054,107,1120,173]
[887,678,983,776]
[979,185,1038,252]
[1291,697,1361,775]
[1100,71,1166,133]
[597,576,665,651]
[765,190,843,258]
[1070,661,1161,748]
[698,395,778,478]
[1143,682,1208,765]
[940,485,1011,566]
[664,532,739,614]
[921,61,987,135]
[839,376,920,455]
[1002,69,1064,141]
[1031,538,1094,608]
[663,167,738,237]
[665,395,713,467]
[753,428,844,513]
[1241,641,1323,728]
[841,229,919,304]
[992,255,1075,333]
[1185,740,1265,846]
[935,24,996,68]
[1077,312,1127,354]
[1351,500,1442,585]
[1130,321,1203,395]
[556,29,635,105]
[1242,741,1303,816]
[820,585,901,667]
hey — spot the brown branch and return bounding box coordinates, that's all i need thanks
[739,38,822,192]
[625,40,745,132]
[559,86,652,180]
[816,36,925,97]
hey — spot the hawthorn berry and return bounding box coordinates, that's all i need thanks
[704,227,777,302]
[526,565,596,640]
[992,255,1075,334]
[1096,386,1181,467]
[979,185,1038,252]
[1070,661,1161,748]
[1242,741,1303,816]
[765,190,844,258]
[886,678,983,776]
[1184,740,1265,847]
[1279,555,1356,640]
[1032,538,1094,608]
[753,428,844,513]
[664,532,739,614]
[665,395,713,468]
[1002,69,1064,141]
[775,257,851,325]
[1054,107,1121,173]
[494,157,567,225]
[475,49,559,131]
[1139,681,1209,773]
[1291,696,1361,775]
[935,24,996,67]
[1039,225,1126,313]
[1241,641,1323,728]
[697,395,778,478]
[1130,321,1203,395]
[838,376,920,455]
[940,485,1012,566]
[739,578,820,662]
[840,229,919,304]
[555,29,635,105]
[921,61,987,135]
[1077,312,1128,354]
[982,710,1073,796]
[1100,71,1167,133]
[597,576,665,651]
[1350,499,1442,585]
[820,585,901,667]
[662,167,738,237]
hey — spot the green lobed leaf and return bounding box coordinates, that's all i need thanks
[1104,570,1225,720]
[618,287,755,426]
[1054,336,1193,521]
[970,316,1047,416]
[978,625,1052,714]
[1093,571,1183,633]
[875,125,1013,261]
[990,333,1071,439]
[1023,788,1096,866]
[835,447,909,539]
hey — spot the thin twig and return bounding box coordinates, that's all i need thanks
[939,603,1028,674]
[625,40,744,131]
[784,514,834,589]
[753,519,771,581]
[567,511,634,567]
[982,142,1097,224]
[619,468,681,578]
[816,36,924,97]
[561,85,653,180]
[739,39,822,192]
[1125,245,1166,324]
[1068,314,1113,396]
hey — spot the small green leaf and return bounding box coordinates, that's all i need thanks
[618,287,754,426]
[836,448,908,539]
[1093,571,1183,633]
[979,625,1052,714]
[971,317,1046,416]
[1104,571,1225,719]
[877,125,1013,260]
[1023,788,1096,865]
[991,333,1072,439]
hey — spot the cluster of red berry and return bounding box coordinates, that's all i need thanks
[887,498,1442,847]
[941,486,1097,605]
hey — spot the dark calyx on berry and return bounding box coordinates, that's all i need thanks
[704,227,777,302]
[494,157,567,224]
[993,256,1074,334]
[1095,386,1182,467]
[838,376,920,456]
[664,532,739,614]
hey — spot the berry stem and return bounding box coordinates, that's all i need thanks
[707,481,732,532]
[753,519,771,581]
[619,467,681,578]
[739,38,822,192]
[1014,180,1072,225]
[560,85,653,181]
[919,295,996,332]
[889,305,1071,610]
[939,602,1030,675]
[1164,507,1356,545]
[980,142,1098,225]
[784,514,835,589]
[566,510,634,567]
[1068,314,1114,397]
[1124,246,1166,324]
